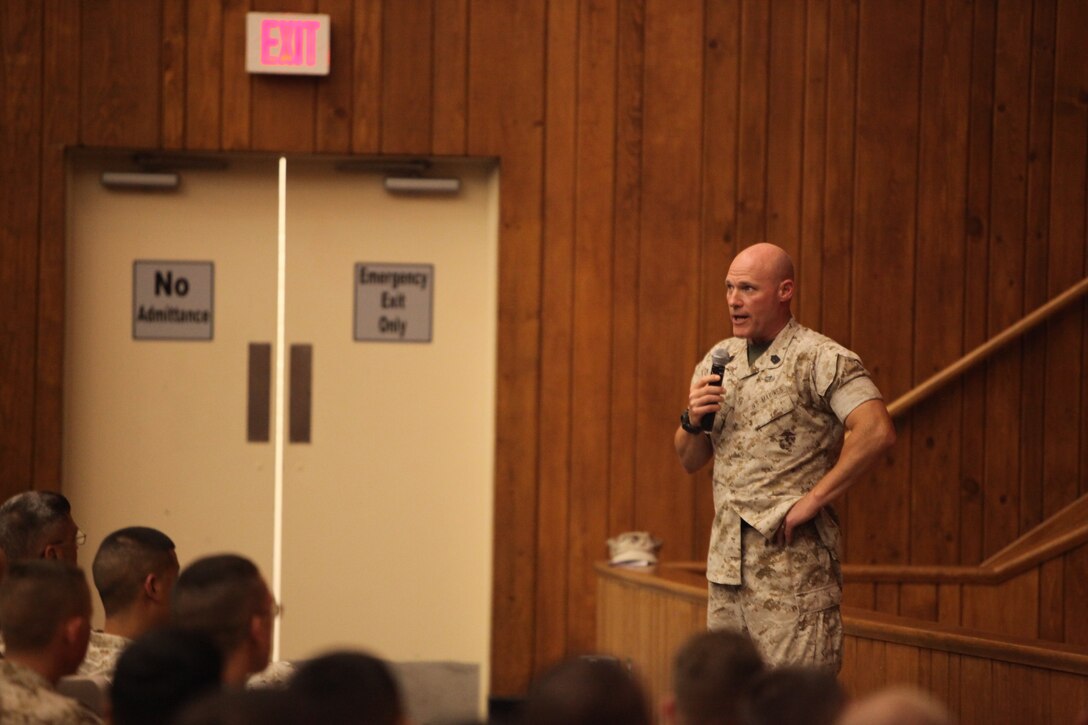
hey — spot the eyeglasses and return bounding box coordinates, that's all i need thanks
[266,600,282,619]
[75,530,87,547]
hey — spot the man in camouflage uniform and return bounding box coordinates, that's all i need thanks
[78,527,180,679]
[675,243,896,671]
[0,560,102,724]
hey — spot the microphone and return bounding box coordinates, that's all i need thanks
[702,348,733,431]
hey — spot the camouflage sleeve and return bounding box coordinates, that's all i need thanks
[815,352,883,422]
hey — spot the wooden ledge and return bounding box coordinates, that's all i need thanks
[843,606,1088,676]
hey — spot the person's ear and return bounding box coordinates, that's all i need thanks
[61,615,85,646]
[143,572,161,601]
[778,278,795,302]
[42,544,62,561]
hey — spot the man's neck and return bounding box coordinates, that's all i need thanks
[5,649,66,686]
[103,611,148,641]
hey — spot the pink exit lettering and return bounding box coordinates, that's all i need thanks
[260,19,319,67]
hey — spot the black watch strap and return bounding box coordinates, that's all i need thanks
[680,409,703,435]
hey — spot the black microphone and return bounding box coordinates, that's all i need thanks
[702,348,733,431]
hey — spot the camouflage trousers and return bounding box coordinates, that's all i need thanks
[706,520,843,672]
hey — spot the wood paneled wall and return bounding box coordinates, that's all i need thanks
[2,0,1086,697]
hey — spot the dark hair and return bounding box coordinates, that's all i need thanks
[290,651,404,725]
[0,560,89,651]
[673,630,765,725]
[175,689,306,725]
[111,627,223,725]
[0,491,72,561]
[172,554,265,654]
[521,656,651,725]
[92,526,176,617]
[739,666,846,725]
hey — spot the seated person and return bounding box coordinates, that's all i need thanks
[662,629,765,725]
[172,554,279,688]
[289,650,406,725]
[520,655,651,725]
[0,560,101,724]
[0,490,84,564]
[738,666,846,725]
[110,627,223,725]
[79,526,179,678]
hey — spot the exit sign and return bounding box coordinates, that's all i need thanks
[246,12,330,76]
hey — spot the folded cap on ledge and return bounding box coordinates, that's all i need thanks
[606,531,662,567]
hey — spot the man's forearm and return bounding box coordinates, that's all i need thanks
[674,427,713,472]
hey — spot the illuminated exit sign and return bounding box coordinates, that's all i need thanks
[246,12,330,76]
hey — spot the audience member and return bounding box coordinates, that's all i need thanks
[172,554,277,687]
[78,526,180,678]
[289,650,406,725]
[739,666,846,725]
[110,627,223,725]
[0,560,101,724]
[662,629,765,725]
[174,688,306,725]
[838,686,952,725]
[520,655,651,725]
[0,491,84,563]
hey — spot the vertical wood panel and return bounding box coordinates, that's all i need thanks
[697,0,740,554]
[735,0,768,245]
[634,0,703,558]
[765,0,805,304]
[80,0,161,146]
[351,0,382,153]
[1039,557,1064,641]
[910,0,972,567]
[534,0,576,673]
[381,0,434,154]
[982,0,1031,558]
[185,0,222,149]
[569,0,618,654]
[0,0,43,497]
[315,0,353,153]
[608,0,644,538]
[899,583,937,621]
[221,0,251,150]
[468,0,546,694]
[962,570,1039,639]
[251,0,316,152]
[959,0,997,566]
[34,0,80,491]
[848,0,920,566]
[798,0,828,333]
[162,0,187,148]
[1019,0,1057,536]
[958,657,993,725]
[432,0,468,155]
[1063,544,1088,645]
[1044,0,1088,517]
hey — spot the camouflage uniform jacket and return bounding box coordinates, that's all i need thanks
[692,318,883,586]
[75,631,129,679]
[0,659,102,724]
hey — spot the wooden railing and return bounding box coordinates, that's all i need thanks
[886,277,1088,419]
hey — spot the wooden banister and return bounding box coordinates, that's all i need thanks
[887,277,1088,419]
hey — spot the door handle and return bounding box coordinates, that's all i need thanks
[289,344,313,443]
[247,343,272,442]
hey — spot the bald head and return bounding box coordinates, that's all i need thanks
[729,243,795,286]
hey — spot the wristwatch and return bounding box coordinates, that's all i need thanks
[679,409,703,435]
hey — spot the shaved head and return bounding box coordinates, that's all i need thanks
[730,243,795,285]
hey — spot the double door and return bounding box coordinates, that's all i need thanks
[64,152,498,678]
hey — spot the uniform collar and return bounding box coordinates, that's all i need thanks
[741,318,797,375]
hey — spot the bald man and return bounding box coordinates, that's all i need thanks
[675,243,895,672]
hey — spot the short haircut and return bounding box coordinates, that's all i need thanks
[172,554,266,655]
[174,689,306,725]
[0,560,90,651]
[739,666,846,725]
[839,686,952,725]
[92,526,177,617]
[0,491,73,561]
[521,656,651,725]
[111,627,223,725]
[672,630,765,725]
[290,651,404,725]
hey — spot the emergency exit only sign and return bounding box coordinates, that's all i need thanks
[246,12,330,76]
